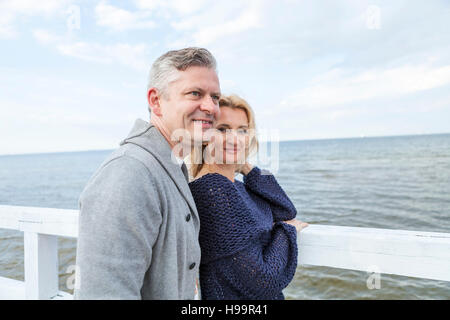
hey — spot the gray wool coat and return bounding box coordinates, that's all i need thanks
[74,119,201,300]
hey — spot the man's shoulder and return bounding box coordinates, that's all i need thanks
[96,144,163,176]
[82,146,163,193]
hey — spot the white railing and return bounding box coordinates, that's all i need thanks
[0,204,449,299]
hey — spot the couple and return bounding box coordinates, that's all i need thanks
[74,47,308,300]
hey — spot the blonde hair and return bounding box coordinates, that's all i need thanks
[189,94,259,179]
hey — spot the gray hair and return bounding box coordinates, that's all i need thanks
[147,47,217,100]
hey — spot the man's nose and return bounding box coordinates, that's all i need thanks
[226,131,238,143]
[200,96,219,117]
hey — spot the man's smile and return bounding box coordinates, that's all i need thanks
[192,118,213,129]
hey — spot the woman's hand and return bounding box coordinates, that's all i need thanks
[238,163,254,176]
[283,219,309,232]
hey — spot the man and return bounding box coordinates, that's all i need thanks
[74,47,221,299]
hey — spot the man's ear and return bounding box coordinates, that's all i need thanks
[147,87,163,117]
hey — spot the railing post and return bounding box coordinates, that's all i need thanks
[24,232,59,299]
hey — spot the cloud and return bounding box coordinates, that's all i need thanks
[168,0,264,47]
[0,0,73,38]
[32,29,150,71]
[134,0,208,15]
[278,63,450,112]
[95,1,155,31]
[0,14,16,38]
[183,7,261,46]
[57,41,150,70]
[32,29,61,44]
[0,0,68,15]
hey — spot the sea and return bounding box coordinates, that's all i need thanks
[0,133,449,299]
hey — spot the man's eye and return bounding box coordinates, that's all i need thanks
[212,95,220,101]
[190,91,200,97]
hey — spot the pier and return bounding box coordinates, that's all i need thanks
[0,204,449,299]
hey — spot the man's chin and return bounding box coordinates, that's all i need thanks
[191,136,210,146]
[188,127,214,144]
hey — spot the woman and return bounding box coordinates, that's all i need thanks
[188,94,308,300]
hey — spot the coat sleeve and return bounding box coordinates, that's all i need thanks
[74,156,162,299]
[243,166,297,222]
[214,221,298,299]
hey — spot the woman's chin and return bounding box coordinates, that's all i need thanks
[222,156,244,166]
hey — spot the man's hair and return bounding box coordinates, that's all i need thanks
[147,47,217,99]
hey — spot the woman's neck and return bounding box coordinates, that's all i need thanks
[198,163,237,182]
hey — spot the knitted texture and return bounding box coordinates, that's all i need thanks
[188,166,298,300]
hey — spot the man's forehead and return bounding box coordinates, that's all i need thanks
[174,66,219,88]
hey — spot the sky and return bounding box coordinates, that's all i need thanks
[1,0,450,155]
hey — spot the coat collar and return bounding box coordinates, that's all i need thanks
[120,119,197,216]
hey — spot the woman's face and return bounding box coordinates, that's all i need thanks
[212,106,250,165]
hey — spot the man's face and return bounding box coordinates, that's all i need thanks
[158,66,221,143]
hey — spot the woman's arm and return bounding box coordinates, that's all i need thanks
[189,173,265,264]
[190,173,300,299]
[214,221,298,299]
[242,166,297,222]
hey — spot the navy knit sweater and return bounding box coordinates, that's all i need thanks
[188,166,298,300]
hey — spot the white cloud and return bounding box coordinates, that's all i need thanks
[57,41,150,70]
[0,0,68,15]
[189,6,261,46]
[168,0,264,47]
[278,63,450,112]
[95,1,155,31]
[32,29,150,71]
[134,0,208,15]
[32,29,61,44]
[0,0,73,38]
[0,13,16,38]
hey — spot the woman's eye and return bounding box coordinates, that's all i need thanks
[237,129,248,134]
[217,127,226,132]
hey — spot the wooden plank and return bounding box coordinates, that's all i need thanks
[1,205,450,286]
[24,232,59,299]
[0,277,73,300]
[50,291,73,300]
[298,224,450,282]
[0,277,25,300]
[0,205,78,238]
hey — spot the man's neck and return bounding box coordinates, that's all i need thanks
[150,115,177,149]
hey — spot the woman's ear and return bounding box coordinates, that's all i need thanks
[147,87,163,117]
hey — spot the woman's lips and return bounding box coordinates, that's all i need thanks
[224,147,240,154]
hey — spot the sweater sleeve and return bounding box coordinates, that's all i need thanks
[214,221,298,299]
[243,166,297,222]
[189,174,265,264]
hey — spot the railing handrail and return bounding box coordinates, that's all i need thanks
[0,205,78,238]
[1,204,449,299]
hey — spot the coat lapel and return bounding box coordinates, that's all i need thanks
[120,119,198,216]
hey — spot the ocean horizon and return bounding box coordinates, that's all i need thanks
[1,131,449,157]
